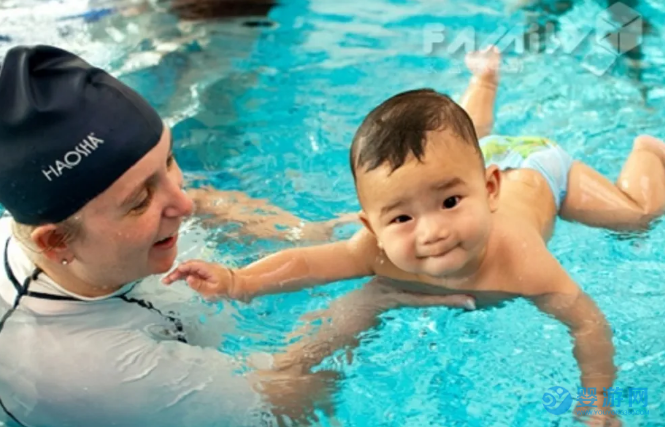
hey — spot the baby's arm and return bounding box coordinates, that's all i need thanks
[532,289,615,391]
[163,229,378,301]
[524,255,617,421]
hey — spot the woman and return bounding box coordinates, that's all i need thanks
[0,45,473,427]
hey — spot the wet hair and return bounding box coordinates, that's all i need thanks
[350,89,483,179]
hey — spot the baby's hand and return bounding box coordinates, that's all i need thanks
[162,260,247,301]
[465,45,501,83]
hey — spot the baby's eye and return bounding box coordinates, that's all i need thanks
[443,196,461,209]
[391,215,412,224]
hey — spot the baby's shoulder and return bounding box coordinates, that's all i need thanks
[490,215,543,255]
[487,222,571,296]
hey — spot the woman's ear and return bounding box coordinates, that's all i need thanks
[30,225,74,263]
[485,164,501,212]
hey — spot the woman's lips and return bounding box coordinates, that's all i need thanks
[153,234,178,249]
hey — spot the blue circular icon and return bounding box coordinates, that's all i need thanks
[542,386,573,415]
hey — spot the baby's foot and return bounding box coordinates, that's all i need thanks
[634,135,665,164]
[465,45,501,85]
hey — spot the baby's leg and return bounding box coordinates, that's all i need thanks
[459,46,500,139]
[560,135,665,230]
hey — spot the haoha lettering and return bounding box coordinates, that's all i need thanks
[42,133,105,181]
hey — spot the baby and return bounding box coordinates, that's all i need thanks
[165,47,665,425]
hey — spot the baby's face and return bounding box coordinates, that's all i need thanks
[357,130,499,278]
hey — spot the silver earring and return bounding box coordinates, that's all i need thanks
[61,259,69,266]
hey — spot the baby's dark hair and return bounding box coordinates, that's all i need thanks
[350,89,483,179]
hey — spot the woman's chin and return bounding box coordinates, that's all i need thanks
[149,254,178,275]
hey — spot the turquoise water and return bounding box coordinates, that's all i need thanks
[3,0,665,425]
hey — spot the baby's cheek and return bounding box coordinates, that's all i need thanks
[386,239,416,269]
[459,214,490,249]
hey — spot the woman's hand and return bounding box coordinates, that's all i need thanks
[361,278,476,311]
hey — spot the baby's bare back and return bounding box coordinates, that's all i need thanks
[498,168,559,240]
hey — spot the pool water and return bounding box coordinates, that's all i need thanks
[3,0,665,425]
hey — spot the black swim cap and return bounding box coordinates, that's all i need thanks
[0,45,164,225]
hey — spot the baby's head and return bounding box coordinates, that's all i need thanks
[350,89,501,278]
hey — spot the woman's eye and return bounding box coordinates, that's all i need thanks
[391,215,412,224]
[132,192,153,212]
[443,196,460,209]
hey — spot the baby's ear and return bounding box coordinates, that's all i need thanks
[485,164,501,211]
[359,211,375,235]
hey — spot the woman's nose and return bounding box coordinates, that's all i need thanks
[164,185,194,218]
